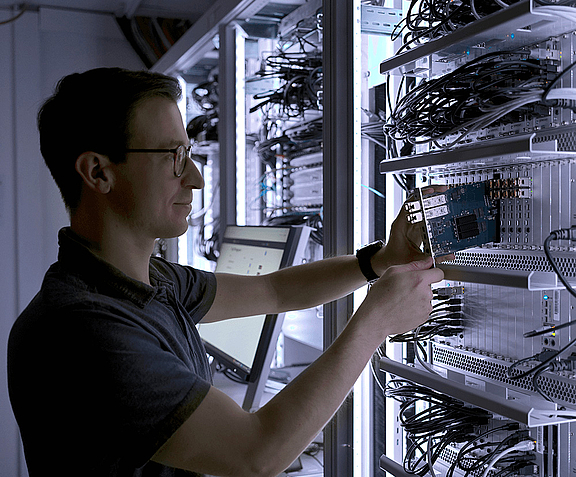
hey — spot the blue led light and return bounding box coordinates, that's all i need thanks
[543,294,549,300]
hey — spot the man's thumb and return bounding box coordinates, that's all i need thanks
[405,256,434,271]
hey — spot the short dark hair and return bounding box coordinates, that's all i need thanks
[38,68,182,212]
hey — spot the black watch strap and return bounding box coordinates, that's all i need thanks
[356,240,384,282]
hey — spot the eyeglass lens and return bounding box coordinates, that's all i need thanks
[175,145,187,177]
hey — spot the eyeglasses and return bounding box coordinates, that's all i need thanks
[123,144,192,177]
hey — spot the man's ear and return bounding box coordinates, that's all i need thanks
[75,152,114,194]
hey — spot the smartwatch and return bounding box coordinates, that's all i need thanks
[356,240,384,282]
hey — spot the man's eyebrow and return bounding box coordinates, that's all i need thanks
[158,139,189,149]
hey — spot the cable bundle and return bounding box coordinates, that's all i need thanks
[392,0,520,54]
[384,51,561,148]
[390,295,464,344]
[187,80,219,143]
[255,118,322,167]
[392,0,576,54]
[386,380,491,475]
[446,424,536,477]
[249,52,323,118]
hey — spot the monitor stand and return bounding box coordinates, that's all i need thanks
[242,311,286,412]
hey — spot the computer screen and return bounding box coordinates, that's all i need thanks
[197,225,310,394]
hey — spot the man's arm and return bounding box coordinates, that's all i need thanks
[152,257,444,477]
[202,185,449,324]
[201,254,366,323]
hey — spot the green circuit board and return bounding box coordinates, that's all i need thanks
[405,182,500,257]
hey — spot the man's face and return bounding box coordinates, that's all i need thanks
[108,96,204,240]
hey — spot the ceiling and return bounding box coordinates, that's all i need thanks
[0,0,215,21]
[1,0,306,78]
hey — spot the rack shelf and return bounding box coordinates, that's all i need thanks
[379,128,576,175]
[379,0,576,78]
[438,263,573,291]
[380,357,576,427]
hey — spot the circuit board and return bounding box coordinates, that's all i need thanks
[405,182,500,256]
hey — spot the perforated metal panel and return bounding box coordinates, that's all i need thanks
[534,130,576,152]
[432,343,576,405]
[451,249,576,278]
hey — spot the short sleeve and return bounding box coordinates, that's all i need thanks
[150,257,217,324]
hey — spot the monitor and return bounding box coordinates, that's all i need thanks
[198,224,310,410]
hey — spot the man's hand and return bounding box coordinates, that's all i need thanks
[353,256,445,341]
[371,185,453,275]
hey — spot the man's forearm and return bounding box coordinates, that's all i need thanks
[250,258,442,477]
[251,311,378,476]
[269,254,368,312]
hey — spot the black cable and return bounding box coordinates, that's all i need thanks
[508,228,576,380]
[523,319,576,338]
[507,336,576,381]
[392,0,519,54]
[532,364,554,401]
[543,228,576,299]
[383,50,560,146]
[387,380,492,475]
[0,4,27,26]
[454,429,532,476]
[250,52,322,117]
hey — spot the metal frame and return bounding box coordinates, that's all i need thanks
[322,0,357,475]
[218,22,240,228]
[151,0,268,75]
[379,0,576,77]
[153,0,366,472]
[380,357,576,427]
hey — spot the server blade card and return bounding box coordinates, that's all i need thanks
[405,182,500,257]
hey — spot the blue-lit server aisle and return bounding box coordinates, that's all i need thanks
[152,0,576,476]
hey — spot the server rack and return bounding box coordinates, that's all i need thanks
[378,1,576,476]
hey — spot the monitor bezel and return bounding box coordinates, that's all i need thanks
[200,225,308,383]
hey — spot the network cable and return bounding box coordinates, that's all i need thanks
[543,226,576,300]
[391,0,521,54]
[446,423,520,477]
[384,50,576,148]
[249,52,322,118]
[386,380,491,475]
[480,439,535,477]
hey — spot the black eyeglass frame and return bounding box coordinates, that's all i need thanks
[123,145,192,177]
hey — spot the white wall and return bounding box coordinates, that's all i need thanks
[0,7,144,476]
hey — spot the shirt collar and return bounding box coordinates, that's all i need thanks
[57,227,159,307]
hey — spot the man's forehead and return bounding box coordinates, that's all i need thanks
[130,97,188,146]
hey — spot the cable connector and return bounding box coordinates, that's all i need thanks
[550,226,576,241]
[512,440,536,452]
[548,353,576,372]
[536,349,558,362]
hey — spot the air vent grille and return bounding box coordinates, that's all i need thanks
[432,345,576,405]
[451,250,576,278]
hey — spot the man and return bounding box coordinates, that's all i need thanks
[8,68,444,477]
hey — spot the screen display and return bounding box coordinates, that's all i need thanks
[197,226,291,373]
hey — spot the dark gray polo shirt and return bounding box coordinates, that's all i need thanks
[8,228,217,476]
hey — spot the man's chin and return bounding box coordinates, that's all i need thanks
[156,223,189,241]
